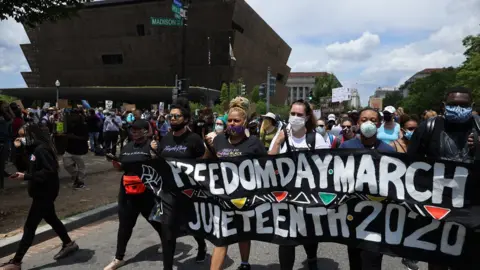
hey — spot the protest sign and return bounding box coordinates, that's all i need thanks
[132,150,480,267]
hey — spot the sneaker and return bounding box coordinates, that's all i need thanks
[401,259,419,270]
[157,244,163,254]
[195,246,206,263]
[237,264,251,270]
[53,241,79,260]
[0,260,21,270]
[104,259,125,270]
[73,181,85,189]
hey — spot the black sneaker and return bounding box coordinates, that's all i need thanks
[73,181,85,189]
[401,258,419,270]
[53,241,79,260]
[195,246,207,263]
[237,264,251,270]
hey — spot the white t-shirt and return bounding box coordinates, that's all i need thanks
[269,124,330,153]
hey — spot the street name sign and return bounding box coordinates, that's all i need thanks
[151,17,183,26]
[173,0,182,8]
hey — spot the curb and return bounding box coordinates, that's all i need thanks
[0,202,118,258]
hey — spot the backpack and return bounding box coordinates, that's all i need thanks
[282,128,316,152]
[424,115,480,160]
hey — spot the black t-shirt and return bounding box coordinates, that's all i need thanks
[213,135,267,158]
[86,115,101,133]
[158,131,205,159]
[119,139,155,196]
[193,120,206,138]
[66,118,89,155]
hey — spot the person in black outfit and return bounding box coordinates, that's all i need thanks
[104,119,163,270]
[0,124,79,270]
[151,98,207,270]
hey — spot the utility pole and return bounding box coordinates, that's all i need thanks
[266,66,271,112]
[181,1,188,80]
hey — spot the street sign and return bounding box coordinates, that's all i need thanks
[174,13,181,19]
[172,4,181,14]
[173,0,182,8]
[180,9,187,18]
[151,17,183,26]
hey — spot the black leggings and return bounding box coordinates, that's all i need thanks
[115,193,162,261]
[160,225,206,270]
[13,199,72,263]
[347,247,383,270]
[278,243,318,270]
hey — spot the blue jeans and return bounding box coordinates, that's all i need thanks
[88,132,99,151]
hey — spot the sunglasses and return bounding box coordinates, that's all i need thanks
[341,125,352,129]
[404,127,416,131]
[317,125,325,127]
[170,114,183,120]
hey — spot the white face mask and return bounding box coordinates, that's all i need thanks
[215,124,224,133]
[289,116,306,132]
[360,121,377,138]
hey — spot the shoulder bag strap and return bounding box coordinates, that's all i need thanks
[282,128,293,153]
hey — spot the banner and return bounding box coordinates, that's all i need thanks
[132,150,480,267]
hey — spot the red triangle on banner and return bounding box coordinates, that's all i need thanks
[423,205,451,220]
[182,189,195,198]
[272,191,288,202]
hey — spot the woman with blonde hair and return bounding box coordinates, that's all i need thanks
[424,110,437,120]
[206,96,266,270]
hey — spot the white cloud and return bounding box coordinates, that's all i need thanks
[326,32,380,61]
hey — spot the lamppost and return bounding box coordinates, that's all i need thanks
[55,80,60,107]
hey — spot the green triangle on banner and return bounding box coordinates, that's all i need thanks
[319,192,337,205]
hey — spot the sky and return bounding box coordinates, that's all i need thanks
[0,0,479,105]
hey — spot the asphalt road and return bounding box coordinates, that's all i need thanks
[1,217,429,270]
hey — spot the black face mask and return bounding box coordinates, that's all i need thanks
[171,122,187,131]
[383,114,392,122]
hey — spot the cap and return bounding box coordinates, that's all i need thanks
[327,114,336,121]
[384,106,396,114]
[131,119,150,130]
[261,112,276,121]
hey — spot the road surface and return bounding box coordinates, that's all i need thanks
[1,217,428,269]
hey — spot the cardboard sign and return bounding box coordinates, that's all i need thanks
[313,109,321,120]
[123,103,136,112]
[57,99,69,109]
[105,100,113,110]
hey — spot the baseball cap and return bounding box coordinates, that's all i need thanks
[131,119,149,130]
[383,106,396,114]
[327,114,336,121]
[261,112,276,121]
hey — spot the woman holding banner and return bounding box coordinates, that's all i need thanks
[268,99,328,270]
[339,108,395,270]
[205,97,267,270]
[152,98,207,269]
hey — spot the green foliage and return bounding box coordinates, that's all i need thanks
[189,102,204,114]
[212,104,225,115]
[457,53,480,103]
[462,34,480,59]
[270,104,290,120]
[0,95,17,103]
[255,101,267,115]
[1,0,92,27]
[250,85,260,103]
[220,83,229,104]
[311,73,342,105]
[383,91,404,108]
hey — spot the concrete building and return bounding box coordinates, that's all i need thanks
[286,72,336,104]
[400,68,445,97]
[8,0,292,105]
[372,87,400,99]
[348,88,361,109]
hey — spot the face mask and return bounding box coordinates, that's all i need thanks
[316,126,326,135]
[383,114,392,122]
[444,105,472,123]
[226,125,245,136]
[404,130,414,140]
[170,122,187,132]
[215,124,224,133]
[289,116,306,132]
[360,121,377,138]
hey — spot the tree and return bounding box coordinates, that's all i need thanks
[311,73,342,105]
[220,83,229,104]
[1,0,92,27]
[250,85,260,103]
[383,91,404,108]
[462,34,480,59]
[457,53,480,103]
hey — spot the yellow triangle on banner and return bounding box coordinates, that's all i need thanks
[367,195,386,202]
[231,198,247,209]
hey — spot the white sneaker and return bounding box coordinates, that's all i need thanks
[104,259,125,270]
[157,244,163,254]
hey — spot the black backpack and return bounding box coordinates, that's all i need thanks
[424,115,480,160]
[282,128,316,152]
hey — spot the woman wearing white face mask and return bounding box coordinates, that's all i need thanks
[338,108,394,270]
[269,100,329,270]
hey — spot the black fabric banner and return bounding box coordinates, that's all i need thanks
[132,149,480,267]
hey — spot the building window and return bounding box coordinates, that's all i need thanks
[136,24,145,36]
[102,54,123,65]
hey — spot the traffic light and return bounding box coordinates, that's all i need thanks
[241,84,246,96]
[177,78,189,97]
[259,83,266,100]
[269,76,276,95]
[172,87,179,102]
[308,89,313,101]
